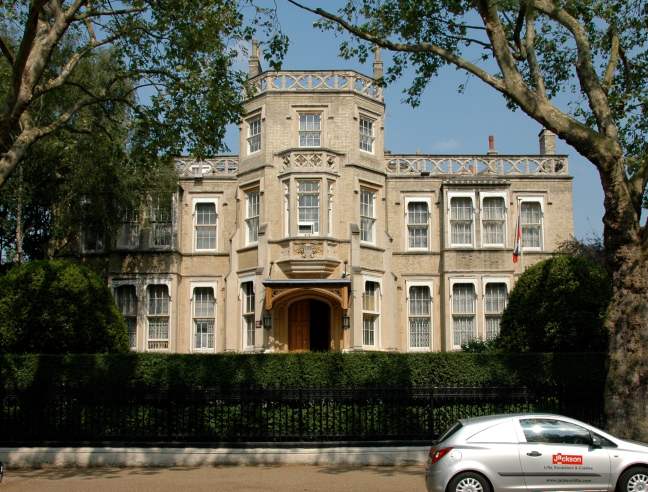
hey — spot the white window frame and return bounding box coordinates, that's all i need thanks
[360,187,377,244]
[245,190,260,246]
[297,179,321,236]
[298,112,321,148]
[406,280,434,351]
[190,281,217,353]
[247,115,261,154]
[359,115,375,153]
[113,283,138,350]
[447,191,476,248]
[362,276,382,348]
[482,277,510,341]
[519,196,545,251]
[145,280,172,352]
[192,197,218,252]
[283,180,290,237]
[449,278,478,350]
[405,197,431,251]
[327,180,335,237]
[240,277,256,351]
[480,192,507,248]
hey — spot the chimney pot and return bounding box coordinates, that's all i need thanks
[487,135,497,155]
[539,129,556,155]
[248,39,262,78]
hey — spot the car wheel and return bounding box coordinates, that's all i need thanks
[448,472,491,492]
[619,467,648,492]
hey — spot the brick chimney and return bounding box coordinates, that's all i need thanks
[487,135,497,155]
[373,46,383,80]
[248,40,262,78]
[539,129,556,155]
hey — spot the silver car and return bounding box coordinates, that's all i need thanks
[425,413,648,492]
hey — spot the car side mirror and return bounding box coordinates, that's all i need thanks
[589,433,602,449]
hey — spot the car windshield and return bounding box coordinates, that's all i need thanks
[438,422,462,442]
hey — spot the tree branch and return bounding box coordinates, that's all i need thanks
[0,36,15,65]
[534,0,618,141]
[602,29,620,91]
[286,0,507,92]
[523,5,547,99]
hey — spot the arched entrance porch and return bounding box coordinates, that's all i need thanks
[263,279,350,352]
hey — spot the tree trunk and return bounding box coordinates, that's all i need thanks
[603,163,648,439]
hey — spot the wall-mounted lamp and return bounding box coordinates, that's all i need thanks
[263,312,272,329]
[342,314,350,329]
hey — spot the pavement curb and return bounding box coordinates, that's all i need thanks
[0,446,429,468]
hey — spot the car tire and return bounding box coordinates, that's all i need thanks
[447,472,491,492]
[618,466,648,492]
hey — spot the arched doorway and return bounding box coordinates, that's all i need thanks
[288,299,331,351]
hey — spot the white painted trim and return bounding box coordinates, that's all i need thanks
[359,186,377,245]
[405,280,434,352]
[189,280,217,354]
[479,191,508,248]
[239,275,256,351]
[144,280,173,353]
[361,275,382,349]
[517,196,545,251]
[447,191,476,248]
[192,197,219,253]
[448,278,478,350]
[244,189,260,246]
[404,196,432,251]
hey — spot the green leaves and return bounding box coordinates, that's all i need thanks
[0,260,129,354]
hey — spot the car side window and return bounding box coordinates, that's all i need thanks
[520,418,592,445]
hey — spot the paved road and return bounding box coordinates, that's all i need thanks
[1,465,425,491]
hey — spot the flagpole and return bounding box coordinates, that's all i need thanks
[518,198,524,273]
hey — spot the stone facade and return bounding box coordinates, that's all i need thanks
[103,52,573,354]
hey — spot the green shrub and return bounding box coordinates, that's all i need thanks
[0,260,128,353]
[497,255,611,353]
[0,352,606,392]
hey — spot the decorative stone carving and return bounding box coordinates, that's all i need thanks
[293,242,323,258]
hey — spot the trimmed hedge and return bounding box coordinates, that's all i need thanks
[0,352,606,392]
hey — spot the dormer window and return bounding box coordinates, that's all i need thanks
[299,113,321,147]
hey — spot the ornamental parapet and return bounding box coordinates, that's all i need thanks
[385,154,569,177]
[175,156,239,178]
[248,70,383,102]
[276,148,343,175]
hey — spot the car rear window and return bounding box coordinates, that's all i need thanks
[438,422,463,442]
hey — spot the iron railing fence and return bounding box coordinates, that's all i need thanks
[0,385,604,446]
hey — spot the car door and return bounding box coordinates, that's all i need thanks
[517,418,611,491]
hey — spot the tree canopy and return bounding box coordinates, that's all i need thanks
[497,255,611,353]
[0,1,287,187]
[0,259,129,353]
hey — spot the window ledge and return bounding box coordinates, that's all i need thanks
[238,244,258,253]
[360,242,384,252]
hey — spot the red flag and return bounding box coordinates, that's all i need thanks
[513,209,522,263]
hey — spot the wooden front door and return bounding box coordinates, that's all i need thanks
[289,300,310,351]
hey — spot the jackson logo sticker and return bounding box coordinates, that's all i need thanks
[552,453,583,465]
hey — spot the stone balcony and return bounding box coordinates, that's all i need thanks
[276,148,343,176]
[248,70,383,103]
[275,239,341,278]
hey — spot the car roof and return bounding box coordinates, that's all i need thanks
[458,413,576,426]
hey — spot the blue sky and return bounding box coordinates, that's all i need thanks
[225,1,605,240]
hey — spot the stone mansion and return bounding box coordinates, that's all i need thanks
[99,47,573,354]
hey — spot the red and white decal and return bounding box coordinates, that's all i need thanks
[552,453,583,465]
